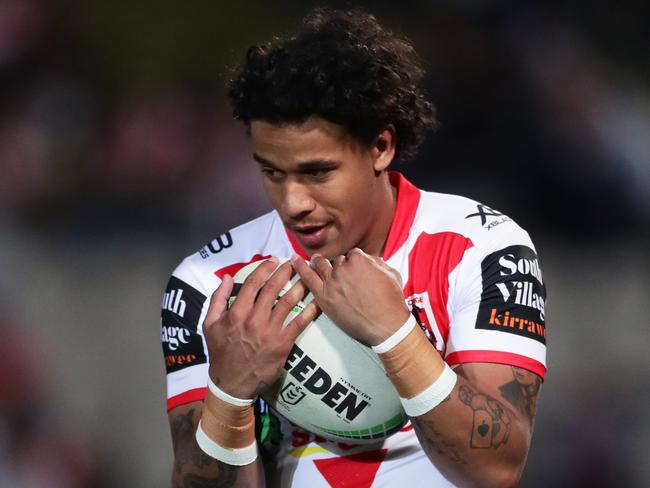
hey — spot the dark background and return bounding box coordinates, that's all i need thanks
[1,1,648,486]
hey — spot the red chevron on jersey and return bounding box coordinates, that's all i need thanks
[313,449,387,488]
[404,232,474,349]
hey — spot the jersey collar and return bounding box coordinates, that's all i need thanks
[382,172,420,260]
[285,171,421,261]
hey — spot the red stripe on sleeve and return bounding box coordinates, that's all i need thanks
[167,387,207,411]
[445,350,547,380]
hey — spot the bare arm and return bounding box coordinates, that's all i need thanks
[169,401,264,488]
[292,251,543,487]
[168,259,317,487]
[410,363,541,487]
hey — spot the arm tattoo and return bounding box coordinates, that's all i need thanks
[411,395,467,465]
[459,385,511,449]
[182,469,238,488]
[171,407,241,487]
[171,409,216,474]
[412,417,467,465]
[498,366,541,431]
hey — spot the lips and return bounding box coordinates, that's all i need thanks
[291,223,330,249]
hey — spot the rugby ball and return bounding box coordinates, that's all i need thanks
[228,258,406,444]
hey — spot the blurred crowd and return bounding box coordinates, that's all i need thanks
[1,0,648,239]
[0,0,648,486]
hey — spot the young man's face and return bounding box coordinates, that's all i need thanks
[250,117,394,259]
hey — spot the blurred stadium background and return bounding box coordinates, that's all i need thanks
[0,0,648,486]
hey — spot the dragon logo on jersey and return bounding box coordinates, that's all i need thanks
[406,292,439,349]
[475,245,547,344]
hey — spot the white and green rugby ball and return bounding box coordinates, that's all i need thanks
[228,258,406,444]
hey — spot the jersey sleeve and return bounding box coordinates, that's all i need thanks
[161,257,213,410]
[444,224,547,379]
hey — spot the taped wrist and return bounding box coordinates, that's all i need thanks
[195,380,258,466]
[377,319,457,417]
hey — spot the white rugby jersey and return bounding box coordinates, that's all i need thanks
[161,172,547,487]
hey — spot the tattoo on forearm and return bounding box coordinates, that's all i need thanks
[182,464,239,488]
[171,407,241,487]
[172,410,216,474]
[498,366,541,431]
[412,414,467,465]
[459,385,511,449]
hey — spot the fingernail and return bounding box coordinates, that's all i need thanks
[290,254,299,263]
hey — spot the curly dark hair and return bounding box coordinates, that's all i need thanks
[227,7,437,163]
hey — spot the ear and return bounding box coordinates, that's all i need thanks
[371,125,397,172]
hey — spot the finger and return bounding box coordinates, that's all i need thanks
[284,299,321,341]
[290,254,324,295]
[255,260,293,311]
[204,274,234,329]
[346,247,368,260]
[331,254,346,269]
[271,278,309,324]
[231,257,279,311]
[312,253,334,279]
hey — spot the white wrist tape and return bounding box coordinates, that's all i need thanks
[196,421,258,466]
[208,378,255,407]
[400,363,457,417]
[372,314,417,354]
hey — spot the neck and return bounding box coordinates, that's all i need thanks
[358,172,398,257]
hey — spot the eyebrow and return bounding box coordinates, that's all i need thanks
[253,153,341,171]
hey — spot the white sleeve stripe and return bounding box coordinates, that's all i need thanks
[167,363,210,398]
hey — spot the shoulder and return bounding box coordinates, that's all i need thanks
[413,191,548,377]
[413,189,539,257]
[170,210,292,295]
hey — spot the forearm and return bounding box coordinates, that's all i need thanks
[375,321,536,487]
[409,373,530,488]
[170,402,266,488]
[172,450,264,488]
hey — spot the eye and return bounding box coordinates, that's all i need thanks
[305,168,333,181]
[261,166,284,181]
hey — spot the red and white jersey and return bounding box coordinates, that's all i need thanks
[161,172,547,487]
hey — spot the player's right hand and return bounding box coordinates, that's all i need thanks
[202,258,319,400]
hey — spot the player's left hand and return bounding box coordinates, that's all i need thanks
[291,249,410,346]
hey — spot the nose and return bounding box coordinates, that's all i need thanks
[281,180,316,219]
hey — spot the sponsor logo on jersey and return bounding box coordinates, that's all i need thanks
[161,276,207,373]
[162,289,186,318]
[161,321,206,373]
[200,232,233,259]
[465,204,512,229]
[161,325,191,351]
[282,344,370,422]
[475,245,547,344]
[161,277,206,330]
[165,353,198,368]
